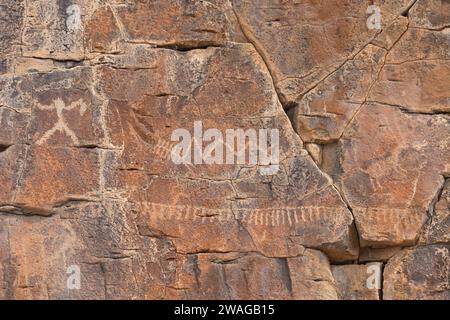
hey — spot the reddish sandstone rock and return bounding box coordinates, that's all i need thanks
[0,38,359,300]
[22,0,88,61]
[85,5,122,54]
[359,247,402,263]
[291,44,386,143]
[369,28,450,114]
[420,179,450,245]
[98,44,358,261]
[320,9,450,249]
[0,75,32,146]
[1,204,339,300]
[0,219,8,299]
[332,263,382,300]
[0,68,106,213]
[0,0,24,74]
[383,28,450,65]
[115,0,230,49]
[335,103,450,247]
[384,245,450,300]
[289,13,411,144]
[1,201,176,299]
[369,60,450,114]
[165,249,338,300]
[372,16,409,50]
[232,0,412,104]
[409,0,450,29]
[0,0,449,301]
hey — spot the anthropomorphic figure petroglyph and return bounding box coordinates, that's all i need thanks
[37,98,87,145]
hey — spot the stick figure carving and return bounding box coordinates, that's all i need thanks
[36,98,87,145]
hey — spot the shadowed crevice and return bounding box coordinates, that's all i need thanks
[0,144,12,153]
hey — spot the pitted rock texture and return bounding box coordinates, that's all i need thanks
[0,0,449,300]
[332,263,383,300]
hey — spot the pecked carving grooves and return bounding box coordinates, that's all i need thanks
[0,0,448,300]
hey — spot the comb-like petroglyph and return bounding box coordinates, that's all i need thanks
[353,207,428,247]
[0,0,449,300]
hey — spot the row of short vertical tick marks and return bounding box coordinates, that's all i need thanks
[141,203,425,228]
[353,207,426,230]
[141,202,350,227]
[151,138,195,172]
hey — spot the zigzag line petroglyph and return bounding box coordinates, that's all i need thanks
[36,98,87,145]
[140,202,349,227]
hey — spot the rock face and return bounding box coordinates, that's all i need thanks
[332,263,383,300]
[0,0,449,300]
[384,245,450,300]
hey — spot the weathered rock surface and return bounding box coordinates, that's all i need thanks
[409,0,450,29]
[291,44,387,143]
[420,179,450,245]
[115,0,230,49]
[0,0,24,74]
[232,0,412,105]
[384,245,450,300]
[359,247,402,263]
[164,249,338,300]
[332,263,382,300]
[335,103,449,247]
[0,0,449,300]
[22,0,88,61]
[95,44,358,262]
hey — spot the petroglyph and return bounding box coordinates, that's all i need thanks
[152,138,173,160]
[66,5,82,32]
[140,202,349,227]
[353,207,427,233]
[151,137,195,173]
[36,98,87,145]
